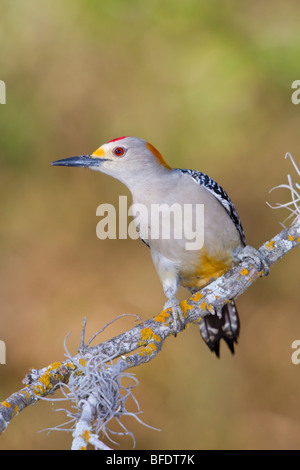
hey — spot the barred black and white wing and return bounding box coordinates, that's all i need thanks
[177,168,244,357]
[177,168,245,246]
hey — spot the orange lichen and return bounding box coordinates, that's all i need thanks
[191,292,203,303]
[265,240,275,251]
[139,343,157,357]
[180,300,193,315]
[140,327,161,343]
[32,362,74,396]
[154,309,170,324]
[48,361,62,370]
[33,384,45,395]
[39,372,51,390]
[288,235,294,241]
[1,401,11,408]
[197,302,213,314]
[65,362,76,369]
[82,430,91,442]
[240,268,249,276]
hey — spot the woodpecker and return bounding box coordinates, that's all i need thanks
[52,136,245,357]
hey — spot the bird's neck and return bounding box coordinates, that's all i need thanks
[117,166,173,201]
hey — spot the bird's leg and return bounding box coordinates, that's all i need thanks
[237,245,270,276]
[151,252,185,333]
[163,281,185,334]
[164,297,185,333]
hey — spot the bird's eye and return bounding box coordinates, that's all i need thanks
[113,146,125,157]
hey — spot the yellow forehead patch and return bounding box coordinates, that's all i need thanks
[146,142,171,169]
[91,146,105,158]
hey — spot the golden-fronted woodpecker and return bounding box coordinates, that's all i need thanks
[52,136,245,357]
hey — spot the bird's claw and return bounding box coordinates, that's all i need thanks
[164,300,185,335]
[237,245,270,276]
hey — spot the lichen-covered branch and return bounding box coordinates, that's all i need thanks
[0,362,76,435]
[0,153,299,449]
[0,218,299,443]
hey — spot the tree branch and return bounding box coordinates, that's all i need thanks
[0,218,299,444]
[1,153,299,449]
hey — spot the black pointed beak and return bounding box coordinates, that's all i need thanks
[51,155,105,168]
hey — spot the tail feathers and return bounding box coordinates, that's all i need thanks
[199,300,240,358]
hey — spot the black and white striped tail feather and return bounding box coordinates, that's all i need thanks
[199,300,240,358]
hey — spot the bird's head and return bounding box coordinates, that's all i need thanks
[51,136,171,187]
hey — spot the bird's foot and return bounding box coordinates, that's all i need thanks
[237,245,269,276]
[163,299,185,335]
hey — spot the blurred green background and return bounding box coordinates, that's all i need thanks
[1,0,300,450]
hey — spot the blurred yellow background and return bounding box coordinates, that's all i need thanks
[1,0,300,450]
